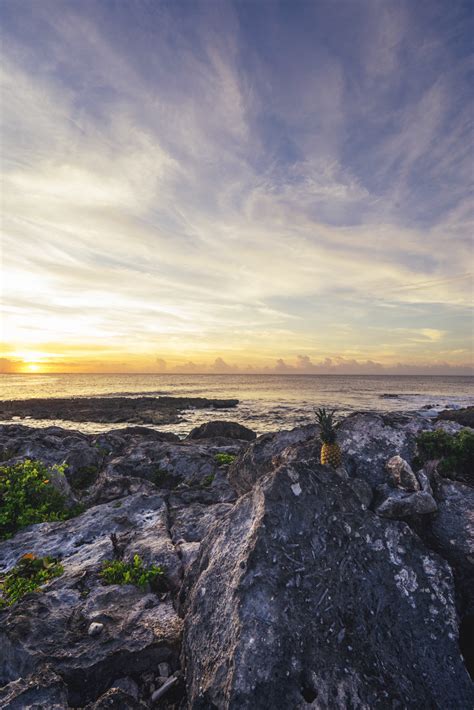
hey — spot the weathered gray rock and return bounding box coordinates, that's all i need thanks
[437,406,474,428]
[0,422,244,508]
[376,462,438,519]
[0,666,69,709]
[415,480,474,615]
[105,441,220,489]
[86,686,148,709]
[110,676,140,699]
[337,412,433,488]
[386,455,420,491]
[228,424,319,494]
[0,424,102,493]
[348,477,373,508]
[187,420,256,441]
[1,418,472,706]
[170,501,234,544]
[182,460,473,709]
[0,492,183,706]
[376,487,438,518]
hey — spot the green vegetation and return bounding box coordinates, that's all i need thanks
[73,465,98,489]
[100,554,165,590]
[414,428,474,480]
[214,453,236,466]
[0,554,64,608]
[0,460,75,541]
[202,473,215,487]
[150,467,180,489]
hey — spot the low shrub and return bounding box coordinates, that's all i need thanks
[0,554,64,608]
[214,453,236,466]
[414,428,474,482]
[100,554,165,590]
[0,459,75,540]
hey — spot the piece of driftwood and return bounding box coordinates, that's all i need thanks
[151,674,178,703]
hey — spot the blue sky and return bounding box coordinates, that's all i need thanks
[1,0,473,373]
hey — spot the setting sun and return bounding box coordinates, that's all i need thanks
[25,363,40,373]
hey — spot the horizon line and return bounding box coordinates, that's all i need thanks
[2,372,473,378]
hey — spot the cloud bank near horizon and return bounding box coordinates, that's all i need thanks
[1,354,473,377]
[1,0,472,372]
[152,356,473,376]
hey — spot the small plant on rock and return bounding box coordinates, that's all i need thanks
[0,459,75,540]
[202,473,215,487]
[100,554,165,590]
[0,554,64,608]
[214,453,236,466]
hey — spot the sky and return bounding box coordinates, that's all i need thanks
[0,0,473,375]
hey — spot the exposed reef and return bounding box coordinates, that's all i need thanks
[0,396,239,426]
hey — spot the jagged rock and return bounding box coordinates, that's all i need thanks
[376,487,438,518]
[2,418,473,706]
[437,406,474,428]
[0,424,101,493]
[0,493,183,706]
[0,666,68,709]
[176,541,201,572]
[87,473,158,506]
[169,502,234,544]
[182,461,473,709]
[105,441,221,489]
[415,480,474,615]
[385,455,420,491]
[376,461,438,519]
[86,687,148,709]
[348,477,373,508]
[110,676,140,699]
[337,412,434,488]
[187,420,256,441]
[228,424,319,494]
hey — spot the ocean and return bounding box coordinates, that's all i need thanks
[1,373,473,436]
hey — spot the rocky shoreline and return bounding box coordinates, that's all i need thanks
[0,396,240,426]
[0,411,473,708]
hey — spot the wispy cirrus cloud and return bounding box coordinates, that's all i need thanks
[0,0,472,373]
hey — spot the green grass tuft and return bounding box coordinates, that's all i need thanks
[0,554,64,608]
[100,554,165,590]
[214,453,236,466]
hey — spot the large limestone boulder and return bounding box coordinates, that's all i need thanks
[337,412,433,488]
[0,424,103,492]
[228,424,319,494]
[181,460,473,709]
[0,493,183,707]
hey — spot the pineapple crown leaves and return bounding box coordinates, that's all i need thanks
[315,407,338,444]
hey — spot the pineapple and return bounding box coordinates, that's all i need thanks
[316,408,341,468]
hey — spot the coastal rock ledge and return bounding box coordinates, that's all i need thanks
[0,412,473,709]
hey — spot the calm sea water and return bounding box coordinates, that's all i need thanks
[1,374,473,436]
